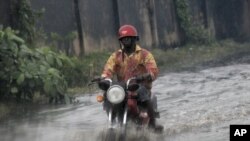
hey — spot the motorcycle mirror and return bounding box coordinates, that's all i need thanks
[127,83,140,91]
[98,80,110,91]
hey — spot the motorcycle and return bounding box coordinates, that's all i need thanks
[90,74,156,141]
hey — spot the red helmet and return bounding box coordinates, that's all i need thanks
[118,25,138,39]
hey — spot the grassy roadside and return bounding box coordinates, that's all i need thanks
[153,40,250,73]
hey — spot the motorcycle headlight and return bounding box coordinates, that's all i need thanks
[106,85,125,104]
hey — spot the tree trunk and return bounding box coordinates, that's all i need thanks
[73,0,85,56]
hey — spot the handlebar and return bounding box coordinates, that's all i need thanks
[91,77,104,83]
[88,77,104,86]
[88,73,151,87]
[88,77,112,87]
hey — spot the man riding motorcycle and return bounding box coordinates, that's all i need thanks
[101,24,163,130]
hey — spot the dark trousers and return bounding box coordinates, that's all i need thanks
[136,85,158,123]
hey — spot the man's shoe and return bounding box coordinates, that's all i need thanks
[154,124,164,133]
[148,119,164,133]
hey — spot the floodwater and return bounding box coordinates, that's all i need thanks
[1,64,250,141]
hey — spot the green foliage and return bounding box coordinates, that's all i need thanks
[175,0,191,30]
[175,0,212,44]
[0,27,110,100]
[50,31,78,43]
[50,32,63,41]
[49,31,78,54]
[65,31,78,41]
[12,0,44,44]
[64,52,110,87]
[0,27,69,103]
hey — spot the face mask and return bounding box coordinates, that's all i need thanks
[120,37,133,47]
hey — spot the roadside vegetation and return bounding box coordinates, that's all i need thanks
[153,40,250,73]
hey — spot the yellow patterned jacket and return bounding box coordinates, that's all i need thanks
[101,45,159,89]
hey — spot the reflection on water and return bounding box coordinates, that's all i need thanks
[1,64,250,141]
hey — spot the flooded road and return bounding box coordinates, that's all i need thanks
[1,64,250,141]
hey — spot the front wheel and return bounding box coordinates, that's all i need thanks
[118,125,127,141]
[118,105,128,141]
[103,128,116,141]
